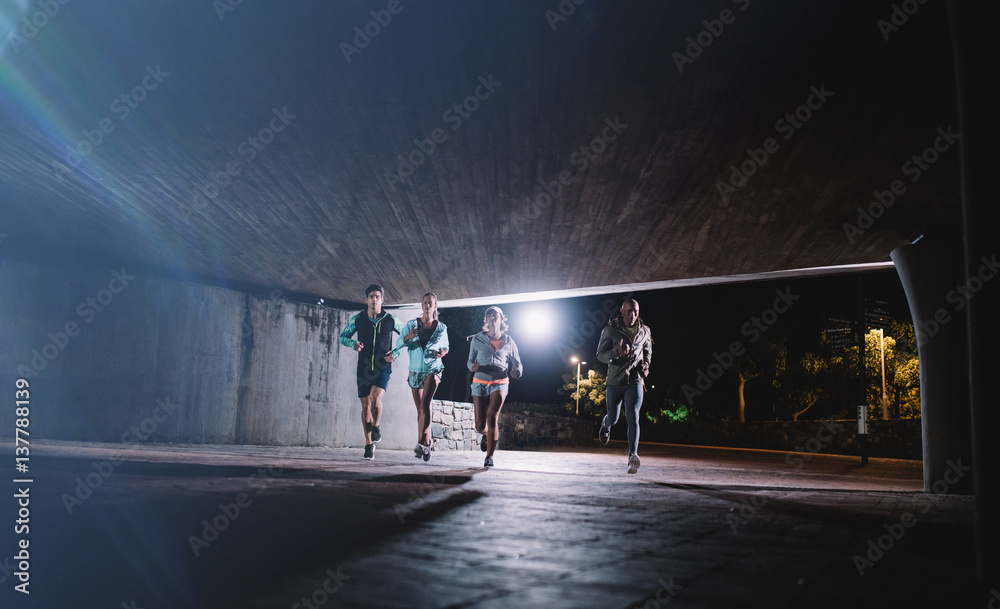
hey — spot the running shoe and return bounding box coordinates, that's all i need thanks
[484,456,494,468]
[421,443,431,462]
[480,433,487,452]
[599,415,611,445]
[413,443,424,459]
[364,443,374,460]
[627,453,640,474]
[370,424,381,443]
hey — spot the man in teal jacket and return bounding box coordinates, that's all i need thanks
[340,284,405,460]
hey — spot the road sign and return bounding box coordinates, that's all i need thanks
[865,300,891,330]
[825,317,858,349]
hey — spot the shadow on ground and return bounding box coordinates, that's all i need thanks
[21,456,482,608]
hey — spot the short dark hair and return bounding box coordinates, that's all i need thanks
[365,284,384,297]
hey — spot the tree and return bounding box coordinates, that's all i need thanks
[782,350,854,421]
[734,335,787,422]
[557,369,607,419]
[886,320,920,419]
[788,321,920,421]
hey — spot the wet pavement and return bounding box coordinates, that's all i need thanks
[1,439,989,608]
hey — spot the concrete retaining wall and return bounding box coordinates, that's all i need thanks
[0,260,419,449]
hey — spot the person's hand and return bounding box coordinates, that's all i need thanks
[642,365,649,378]
[383,351,395,363]
[405,326,419,341]
[510,367,521,379]
[433,348,448,358]
[616,339,631,358]
[353,342,364,352]
[471,362,480,372]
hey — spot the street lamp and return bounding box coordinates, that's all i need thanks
[571,357,587,415]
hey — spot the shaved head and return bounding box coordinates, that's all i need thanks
[621,299,639,327]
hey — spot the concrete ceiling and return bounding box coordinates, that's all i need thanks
[0,0,959,306]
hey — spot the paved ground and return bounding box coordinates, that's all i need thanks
[1,439,991,608]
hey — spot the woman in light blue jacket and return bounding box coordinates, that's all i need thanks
[467,306,522,468]
[397,292,450,461]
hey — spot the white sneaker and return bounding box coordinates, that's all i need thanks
[627,453,640,474]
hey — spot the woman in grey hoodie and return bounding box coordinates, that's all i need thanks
[467,306,523,468]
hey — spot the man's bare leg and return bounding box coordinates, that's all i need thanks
[360,396,373,444]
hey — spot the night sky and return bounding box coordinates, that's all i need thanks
[432,269,911,413]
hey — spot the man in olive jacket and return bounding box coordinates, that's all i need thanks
[596,298,652,474]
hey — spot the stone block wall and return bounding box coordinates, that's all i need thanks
[430,400,478,451]
[499,411,597,449]
[430,400,597,451]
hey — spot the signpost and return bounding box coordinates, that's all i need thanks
[826,291,893,465]
[824,317,857,350]
[857,404,869,464]
[866,299,891,331]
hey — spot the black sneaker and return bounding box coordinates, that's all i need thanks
[370,424,381,443]
[599,416,611,445]
[421,444,431,462]
[364,443,374,460]
[484,456,494,468]
[413,443,424,459]
[480,433,487,452]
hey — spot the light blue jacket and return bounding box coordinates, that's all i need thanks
[396,318,449,374]
[467,331,523,383]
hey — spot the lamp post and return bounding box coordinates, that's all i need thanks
[571,357,587,415]
[879,328,889,420]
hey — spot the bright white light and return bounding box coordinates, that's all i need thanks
[518,304,556,342]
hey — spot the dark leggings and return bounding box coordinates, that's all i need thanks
[605,383,644,455]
